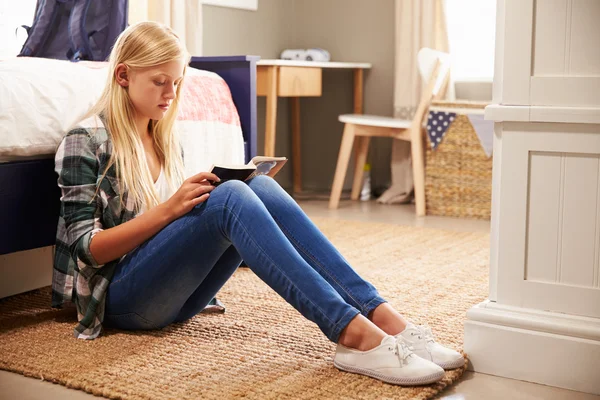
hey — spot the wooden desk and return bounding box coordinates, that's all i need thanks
[256,59,372,193]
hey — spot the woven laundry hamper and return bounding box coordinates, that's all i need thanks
[424,100,493,219]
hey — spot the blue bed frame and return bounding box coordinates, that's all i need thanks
[0,55,259,256]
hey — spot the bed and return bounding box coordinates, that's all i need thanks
[0,55,259,260]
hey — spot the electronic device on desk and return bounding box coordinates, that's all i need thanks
[280,48,331,62]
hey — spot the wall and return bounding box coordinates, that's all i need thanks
[203,0,395,192]
[290,0,395,192]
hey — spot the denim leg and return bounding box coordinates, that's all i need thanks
[173,245,242,323]
[246,175,387,318]
[105,180,360,342]
[104,216,234,331]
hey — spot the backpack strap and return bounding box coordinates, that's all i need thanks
[69,0,128,61]
[100,0,129,61]
[18,0,65,57]
[18,0,42,39]
[67,0,94,61]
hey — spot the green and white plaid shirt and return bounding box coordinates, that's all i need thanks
[52,116,224,339]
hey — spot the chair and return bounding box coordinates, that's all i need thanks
[328,48,451,216]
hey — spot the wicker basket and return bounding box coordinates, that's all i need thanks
[425,100,492,219]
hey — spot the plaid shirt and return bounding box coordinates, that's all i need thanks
[52,116,224,339]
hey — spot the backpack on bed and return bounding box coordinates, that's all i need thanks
[18,0,129,62]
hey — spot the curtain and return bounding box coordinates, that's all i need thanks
[128,0,203,56]
[377,0,450,205]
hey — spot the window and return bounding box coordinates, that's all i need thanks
[0,1,37,59]
[445,0,497,81]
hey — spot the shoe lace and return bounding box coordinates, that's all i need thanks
[388,339,413,364]
[413,325,435,344]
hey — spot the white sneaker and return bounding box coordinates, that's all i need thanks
[396,324,465,370]
[334,335,445,386]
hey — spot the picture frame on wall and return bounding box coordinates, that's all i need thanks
[203,0,258,11]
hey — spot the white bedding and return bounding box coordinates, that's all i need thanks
[0,57,107,158]
[0,57,245,176]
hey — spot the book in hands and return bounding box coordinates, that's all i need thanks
[209,156,287,185]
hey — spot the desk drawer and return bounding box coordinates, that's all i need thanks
[278,67,322,97]
[256,66,323,97]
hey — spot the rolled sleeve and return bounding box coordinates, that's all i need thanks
[56,129,105,270]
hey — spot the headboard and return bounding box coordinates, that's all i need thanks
[189,55,259,162]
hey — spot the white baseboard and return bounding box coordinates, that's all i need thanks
[464,300,600,395]
[0,247,53,299]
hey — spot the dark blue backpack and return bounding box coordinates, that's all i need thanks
[18,0,129,62]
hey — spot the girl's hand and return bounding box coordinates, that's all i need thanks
[164,172,220,220]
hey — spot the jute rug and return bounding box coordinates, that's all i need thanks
[0,217,489,400]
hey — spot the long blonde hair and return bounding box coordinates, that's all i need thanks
[88,21,189,211]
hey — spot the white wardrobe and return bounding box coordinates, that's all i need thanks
[464,0,600,395]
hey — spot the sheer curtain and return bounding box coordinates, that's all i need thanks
[377,0,450,205]
[128,0,203,56]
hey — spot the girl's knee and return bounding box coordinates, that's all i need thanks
[212,179,258,203]
[215,179,252,193]
[248,174,279,192]
[251,174,274,184]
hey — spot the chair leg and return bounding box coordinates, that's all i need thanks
[410,126,426,216]
[351,135,371,200]
[329,124,356,209]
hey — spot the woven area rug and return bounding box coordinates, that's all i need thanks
[0,217,489,400]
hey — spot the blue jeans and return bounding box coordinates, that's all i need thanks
[104,175,386,342]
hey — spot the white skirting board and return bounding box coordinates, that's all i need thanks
[0,247,53,299]
[465,300,600,395]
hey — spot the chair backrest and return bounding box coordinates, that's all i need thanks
[417,48,451,98]
[410,48,451,129]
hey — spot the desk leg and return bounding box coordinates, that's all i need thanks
[353,68,364,114]
[352,68,365,189]
[291,97,302,194]
[264,66,278,157]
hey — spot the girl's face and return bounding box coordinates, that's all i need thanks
[116,58,186,122]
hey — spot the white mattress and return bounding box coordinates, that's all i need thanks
[0,57,245,176]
